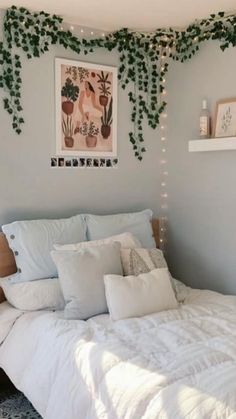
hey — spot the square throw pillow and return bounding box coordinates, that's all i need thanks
[51,242,122,320]
[85,209,155,248]
[2,215,86,282]
[54,232,141,251]
[104,268,178,321]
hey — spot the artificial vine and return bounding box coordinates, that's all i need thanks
[1,7,236,159]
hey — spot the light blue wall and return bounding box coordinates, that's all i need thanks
[0,11,161,226]
[166,41,236,294]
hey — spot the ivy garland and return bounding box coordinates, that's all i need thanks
[1,7,236,159]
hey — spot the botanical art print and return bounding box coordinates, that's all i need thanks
[214,99,236,138]
[55,59,117,156]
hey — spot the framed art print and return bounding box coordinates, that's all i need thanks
[214,98,236,138]
[55,58,117,156]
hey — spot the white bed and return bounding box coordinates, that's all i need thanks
[1,283,236,419]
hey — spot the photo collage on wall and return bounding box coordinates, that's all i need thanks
[51,157,118,168]
[51,58,118,169]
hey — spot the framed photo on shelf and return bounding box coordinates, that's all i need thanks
[214,98,236,138]
[55,58,117,157]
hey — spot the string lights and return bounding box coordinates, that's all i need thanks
[159,47,169,251]
[58,22,108,38]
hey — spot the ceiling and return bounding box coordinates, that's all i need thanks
[0,0,236,31]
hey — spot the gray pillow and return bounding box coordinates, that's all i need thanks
[51,243,122,320]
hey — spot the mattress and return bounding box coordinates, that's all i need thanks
[1,287,236,418]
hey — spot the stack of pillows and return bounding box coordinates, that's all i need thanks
[1,210,178,321]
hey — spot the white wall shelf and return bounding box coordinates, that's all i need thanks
[189,137,236,152]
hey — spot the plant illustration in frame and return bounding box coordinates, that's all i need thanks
[214,98,236,138]
[55,58,117,157]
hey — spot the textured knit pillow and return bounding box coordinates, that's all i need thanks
[121,248,177,295]
[121,248,167,276]
[2,215,87,282]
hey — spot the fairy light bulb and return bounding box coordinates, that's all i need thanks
[70,25,74,31]
[91,31,94,35]
[80,28,84,33]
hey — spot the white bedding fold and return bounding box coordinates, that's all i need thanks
[0,302,23,345]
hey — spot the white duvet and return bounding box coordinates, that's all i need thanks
[1,285,236,418]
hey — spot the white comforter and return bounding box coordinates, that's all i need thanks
[1,286,236,419]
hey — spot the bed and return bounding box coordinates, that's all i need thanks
[1,218,236,418]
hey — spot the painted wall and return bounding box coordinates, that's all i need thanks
[0,11,161,226]
[166,41,236,294]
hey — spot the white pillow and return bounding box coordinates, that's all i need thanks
[104,268,178,321]
[2,215,87,283]
[54,232,141,251]
[51,243,123,320]
[85,209,156,248]
[1,276,65,311]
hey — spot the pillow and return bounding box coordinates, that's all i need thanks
[121,248,167,276]
[51,243,123,320]
[1,276,65,311]
[54,232,141,251]
[2,215,86,282]
[121,248,177,296]
[85,209,155,248]
[104,268,178,321]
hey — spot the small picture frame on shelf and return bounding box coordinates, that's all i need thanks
[214,98,236,138]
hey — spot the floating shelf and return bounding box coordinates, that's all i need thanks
[189,137,236,152]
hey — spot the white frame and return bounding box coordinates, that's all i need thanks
[55,58,118,157]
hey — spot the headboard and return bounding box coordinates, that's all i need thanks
[0,218,160,303]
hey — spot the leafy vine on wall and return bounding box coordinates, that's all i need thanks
[1,7,236,159]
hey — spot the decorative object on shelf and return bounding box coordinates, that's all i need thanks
[199,99,210,139]
[214,98,236,138]
[55,58,117,157]
[51,156,118,168]
[2,7,236,159]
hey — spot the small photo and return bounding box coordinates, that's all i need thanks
[112,158,118,167]
[79,158,85,167]
[51,157,57,167]
[58,158,65,167]
[65,159,72,167]
[100,159,106,167]
[93,159,99,167]
[86,158,93,167]
[72,158,79,167]
[106,159,112,167]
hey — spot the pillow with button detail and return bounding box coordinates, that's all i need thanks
[2,215,87,282]
[120,247,177,295]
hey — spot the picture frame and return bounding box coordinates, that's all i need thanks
[214,98,236,138]
[55,58,117,157]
